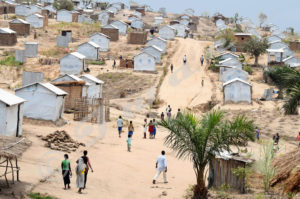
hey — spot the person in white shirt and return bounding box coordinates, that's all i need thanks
[153,151,168,184]
[183,55,187,64]
[117,116,123,138]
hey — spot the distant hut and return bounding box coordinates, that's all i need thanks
[16,4,41,16]
[209,151,254,193]
[0,89,26,137]
[171,24,189,38]
[89,32,110,51]
[0,28,17,46]
[141,45,163,64]
[25,13,46,29]
[79,74,104,99]
[127,31,147,44]
[9,18,30,36]
[106,6,118,15]
[158,25,176,40]
[52,75,88,110]
[77,41,100,60]
[223,78,252,104]
[98,11,109,26]
[221,69,248,82]
[147,37,167,53]
[0,1,15,14]
[134,52,156,72]
[131,19,144,29]
[57,9,72,22]
[216,52,239,61]
[60,52,86,75]
[283,56,300,68]
[234,33,252,52]
[15,82,67,122]
[110,20,128,35]
[101,24,119,41]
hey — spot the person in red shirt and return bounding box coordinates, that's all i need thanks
[148,120,154,139]
[297,132,300,146]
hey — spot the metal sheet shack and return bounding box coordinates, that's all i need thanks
[209,151,254,193]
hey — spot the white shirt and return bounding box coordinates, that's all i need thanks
[156,155,167,171]
[117,118,123,127]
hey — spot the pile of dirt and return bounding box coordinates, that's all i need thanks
[270,149,300,193]
[40,130,85,153]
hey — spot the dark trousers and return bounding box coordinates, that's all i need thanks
[84,170,88,188]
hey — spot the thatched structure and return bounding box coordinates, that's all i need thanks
[0,136,31,187]
[271,149,300,193]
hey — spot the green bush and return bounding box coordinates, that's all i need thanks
[87,60,105,65]
[0,55,23,67]
[28,192,55,199]
[243,65,253,75]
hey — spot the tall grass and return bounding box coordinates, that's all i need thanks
[256,141,276,192]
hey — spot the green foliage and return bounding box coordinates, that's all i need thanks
[266,66,300,114]
[258,12,267,27]
[208,57,220,72]
[243,36,269,65]
[232,166,252,179]
[216,29,236,49]
[0,55,23,67]
[239,54,245,63]
[53,0,74,11]
[87,60,105,65]
[158,110,255,198]
[216,184,231,199]
[256,141,276,192]
[28,192,55,199]
[243,64,253,75]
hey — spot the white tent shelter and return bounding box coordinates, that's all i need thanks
[0,89,26,137]
[134,52,156,72]
[79,74,104,99]
[60,52,86,75]
[147,37,167,53]
[223,78,252,104]
[15,83,67,122]
[89,33,110,52]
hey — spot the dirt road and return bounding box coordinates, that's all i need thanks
[159,38,214,111]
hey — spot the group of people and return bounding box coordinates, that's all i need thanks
[169,54,204,74]
[61,150,93,194]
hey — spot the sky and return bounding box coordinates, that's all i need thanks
[116,0,300,33]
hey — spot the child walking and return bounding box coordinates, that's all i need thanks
[143,119,147,139]
[127,135,132,152]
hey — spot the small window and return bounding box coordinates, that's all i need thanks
[139,59,142,63]
[148,59,151,63]
[241,37,244,40]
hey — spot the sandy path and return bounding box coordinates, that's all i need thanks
[159,38,213,110]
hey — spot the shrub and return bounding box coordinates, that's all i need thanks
[53,0,74,11]
[87,60,105,65]
[0,55,23,67]
[243,65,253,75]
[28,192,55,199]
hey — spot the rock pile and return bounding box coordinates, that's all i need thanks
[41,130,85,153]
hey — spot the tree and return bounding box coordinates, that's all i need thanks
[159,110,255,199]
[216,29,236,49]
[243,36,269,66]
[258,12,267,28]
[53,0,74,11]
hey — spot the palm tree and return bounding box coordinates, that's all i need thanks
[267,66,300,114]
[159,110,255,199]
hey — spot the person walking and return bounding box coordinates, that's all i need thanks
[166,105,171,114]
[82,150,93,189]
[143,119,147,139]
[256,127,261,141]
[152,119,157,139]
[200,55,204,66]
[61,154,72,190]
[76,157,86,194]
[128,121,134,137]
[112,59,116,69]
[127,135,132,152]
[153,151,168,184]
[176,108,182,119]
[148,120,154,139]
[201,79,204,87]
[297,132,300,146]
[117,116,123,138]
[160,112,165,121]
[183,55,187,64]
[170,64,174,73]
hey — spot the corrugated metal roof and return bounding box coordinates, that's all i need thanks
[102,24,119,29]
[10,18,30,24]
[0,28,16,34]
[25,41,38,45]
[143,45,163,52]
[223,78,252,87]
[90,32,110,39]
[15,82,67,96]
[0,89,26,106]
[70,52,86,59]
[78,41,100,48]
[41,83,68,95]
[134,51,155,59]
[80,74,104,84]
